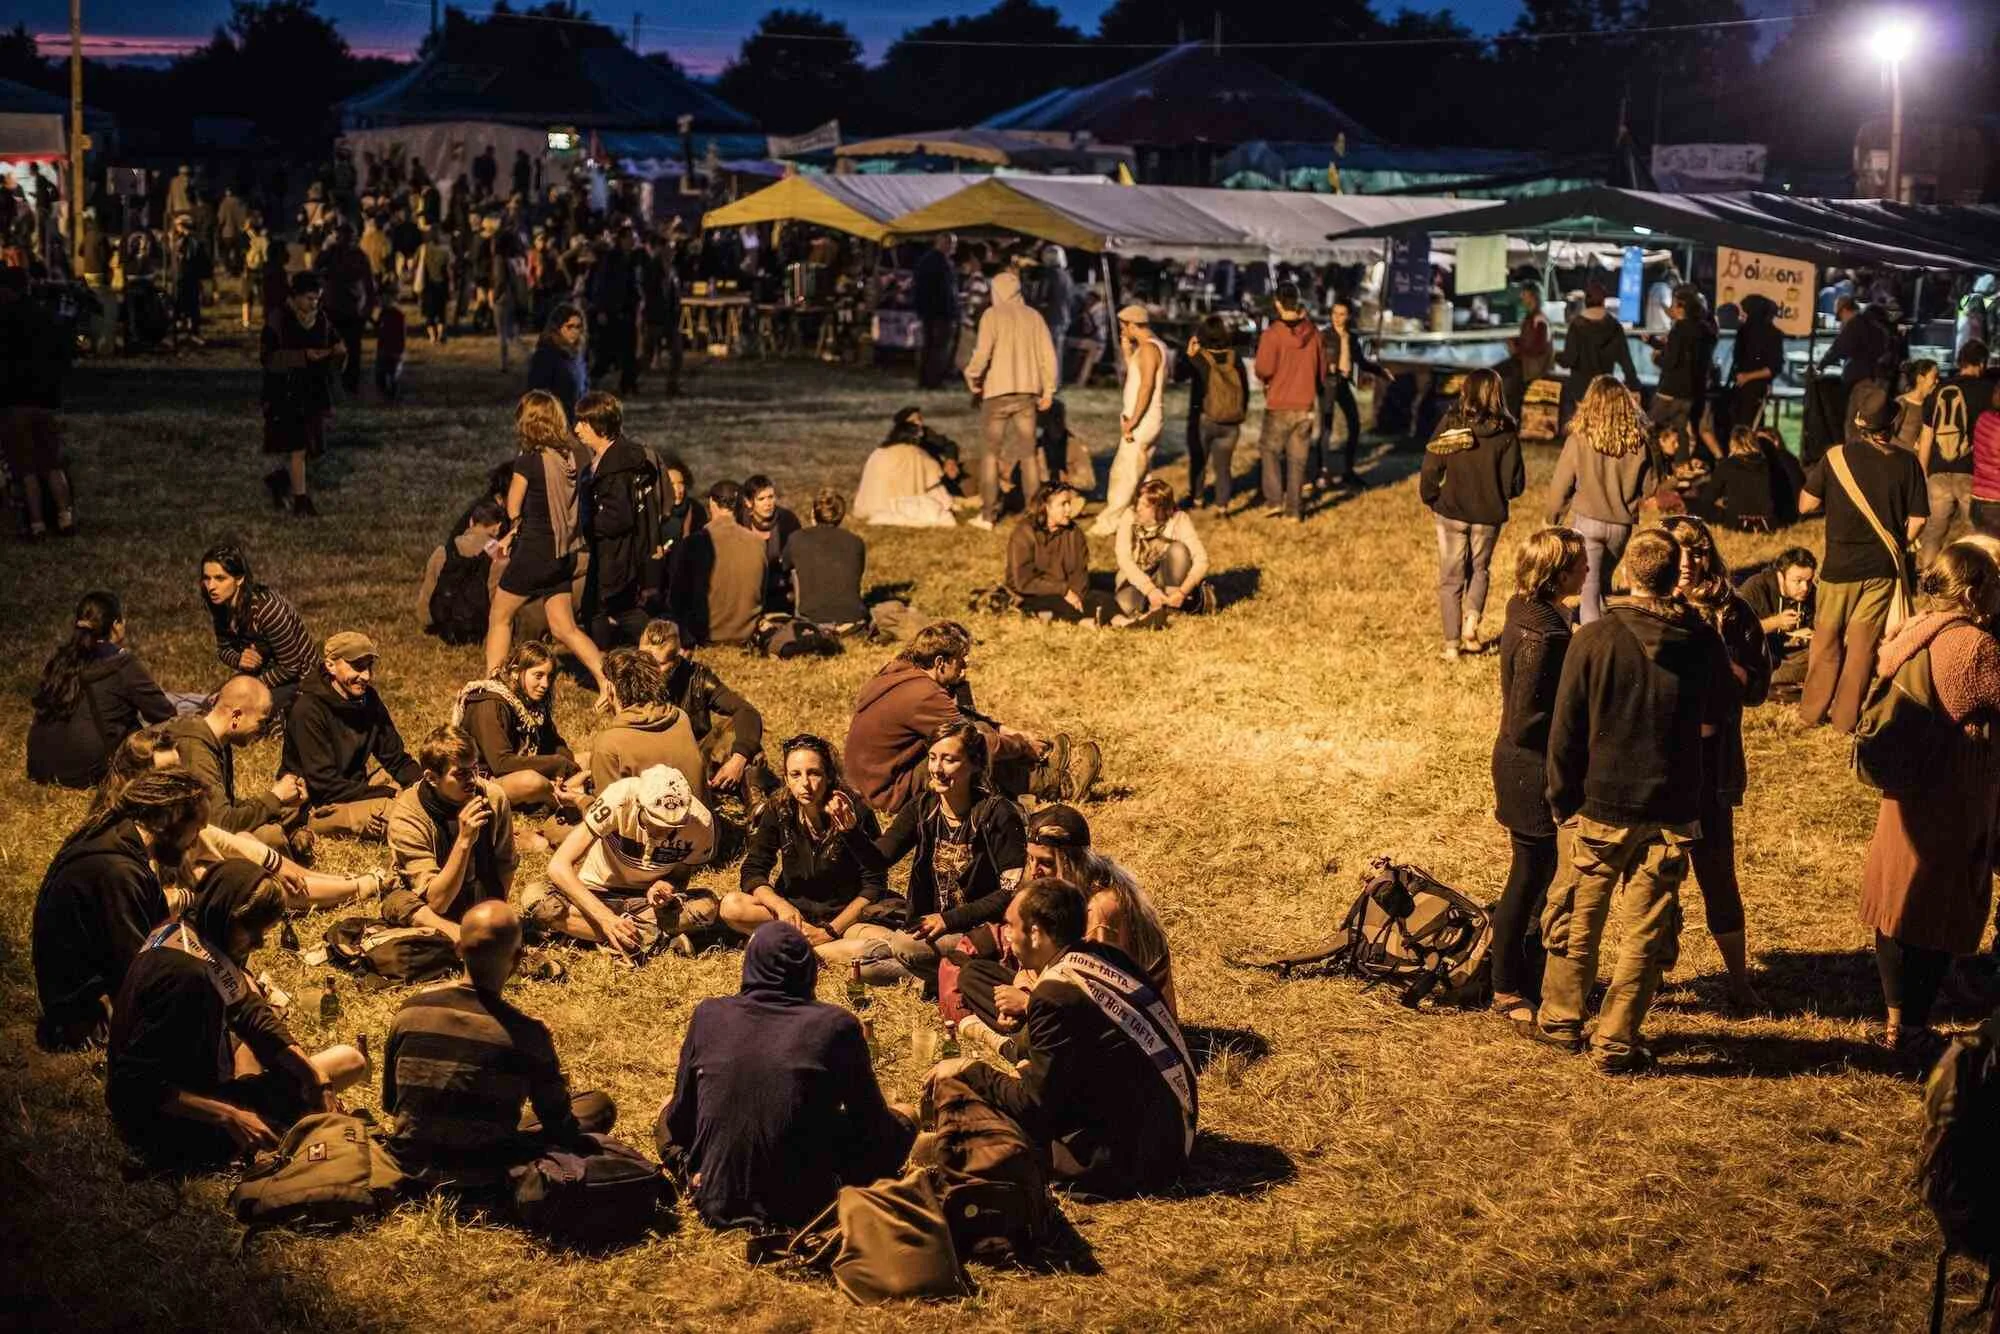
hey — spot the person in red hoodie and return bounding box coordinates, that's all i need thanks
[1254,281,1329,521]
[841,621,1096,813]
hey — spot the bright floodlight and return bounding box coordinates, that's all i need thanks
[1872,15,1917,63]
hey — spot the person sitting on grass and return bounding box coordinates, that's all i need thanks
[522,764,719,959]
[27,589,176,789]
[453,640,587,821]
[384,900,616,1193]
[669,480,768,648]
[419,499,508,645]
[858,722,1026,987]
[165,677,305,854]
[842,621,1094,813]
[851,415,959,529]
[1737,547,1817,697]
[589,647,706,799]
[280,632,421,841]
[33,769,207,1051]
[782,488,870,633]
[639,619,770,802]
[105,860,367,1170]
[739,473,802,615]
[720,734,896,953]
[199,541,317,717]
[383,725,519,943]
[658,921,915,1232]
[931,877,1195,1200]
[1005,482,1122,626]
[891,404,969,496]
[1114,478,1214,626]
[1701,426,1777,531]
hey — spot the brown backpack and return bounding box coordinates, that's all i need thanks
[784,1168,971,1304]
[914,1070,1055,1264]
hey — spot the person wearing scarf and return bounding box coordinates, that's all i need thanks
[657,922,914,1230]
[383,725,519,941]
[941,878,1195,1200]
[105,860,366,1168]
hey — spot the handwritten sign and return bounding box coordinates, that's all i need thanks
[1715,246,1815,337]
[1386,233,1431,320]
[1650,143,1767,192]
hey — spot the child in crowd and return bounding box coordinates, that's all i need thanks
[375,275,407,402]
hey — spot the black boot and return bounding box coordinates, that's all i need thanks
[291,492,320,518]
[264,469,289,510]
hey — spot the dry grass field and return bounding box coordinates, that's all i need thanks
[0,322,1981,1332]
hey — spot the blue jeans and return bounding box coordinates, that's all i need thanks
[1573,514,1633,624]
[1433,517,1499,645]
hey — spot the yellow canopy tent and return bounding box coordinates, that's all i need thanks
[885,177,1264,260]
[702,174,990,243]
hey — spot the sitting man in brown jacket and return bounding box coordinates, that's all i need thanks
[589,648,705,801]
[383,725,519,941]
[669,480,767,647]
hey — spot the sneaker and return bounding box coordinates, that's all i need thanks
[1128,607,1171,631]
[1030,733,1072,800]
[1592,1044,1657,1076]
[1063,738,1103,802]
[1338,471,1369,490]
[286,826,317,868]
[291,493,320,518]
[668,933,697,958]
[967,516,994,531]
[1520,1021,1584,1054]
[956,1015,1011,1060]
[521,893,570,944]
[1262,507,1285,520]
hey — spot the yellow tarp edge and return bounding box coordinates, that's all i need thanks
[884,180,1104,253]
[702,177,894,243]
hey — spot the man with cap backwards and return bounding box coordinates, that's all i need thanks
[522,763,720,958]
[280,631,421,841]
[1091,304,1166,536]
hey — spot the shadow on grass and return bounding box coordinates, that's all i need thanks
[1184,1024,1274,1073]
[1170,1130,1298,1200]
[1649,1028,1904,1079]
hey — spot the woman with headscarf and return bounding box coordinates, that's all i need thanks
[105,860,367,1168]
[657,921,913,1231]
[1545,375,1659,623]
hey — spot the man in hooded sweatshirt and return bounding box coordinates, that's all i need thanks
[1526,528,1729,1074]
[1254,281,1329,520]
[962,269,1059,530]
[657,921,914,1231]
[589,648,706,800]
[281,632,421,840]
[1556,281,1640,427]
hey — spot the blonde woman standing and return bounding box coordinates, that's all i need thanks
[1545,375,1658,623]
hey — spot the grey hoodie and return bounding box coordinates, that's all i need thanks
[963,270,1058,401]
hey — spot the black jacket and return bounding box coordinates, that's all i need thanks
[739,799,886,908]
[1699,594,1771,806]
[663,657,762,758]
[0,288,74,408]
[281,672,420,805]
[26,648,174,789]
[867,790,1026,933]
[1558,311,1640,405]
[1491,595,1573,838]
[912,248,957,320]
[659,925,912,1229]
[32,821,171,1046]
[586,438,654,603]
[1419,415,1524,527]
[1547,601,1730,826]
[958,940,1191,1198]
[1656,315,1713,401]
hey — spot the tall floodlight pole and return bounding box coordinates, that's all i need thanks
[1870,15,1917,202]
[69,0,84,267]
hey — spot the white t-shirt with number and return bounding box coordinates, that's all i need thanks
[577,776,716,893]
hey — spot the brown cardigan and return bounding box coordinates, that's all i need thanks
[1005,522,1087,599]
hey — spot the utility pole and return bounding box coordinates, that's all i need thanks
[1212,12,1221,52]
[1885,54,1904,202]
[68,0,84,270]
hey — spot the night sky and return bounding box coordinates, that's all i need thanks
[22,0,1530,73]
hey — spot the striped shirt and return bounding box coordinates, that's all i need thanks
[383,981,579,1180]
[213,585,316,687]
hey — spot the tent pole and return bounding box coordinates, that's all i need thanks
[1376,238,1388,340]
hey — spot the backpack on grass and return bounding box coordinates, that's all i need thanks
[784,1169,973,1304]
[230,1112,407,1234]
[914,1069,1055,1266]
[509,1133,668,1251]
[1225,856,1493,1009]
[1918,1014,2000,1334]
[749,612,842,660]
[324,918,460,987]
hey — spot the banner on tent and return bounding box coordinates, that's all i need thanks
[768,121,840,159]
[1453,235,1508,295]
[1618,247,1644,322]
[1650,143,1766,193]
[1715,246,1815,336]
[1386,233,1431,319]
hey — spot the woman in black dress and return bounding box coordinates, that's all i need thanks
[483,389,607,695]
[1488,526,1586,1029]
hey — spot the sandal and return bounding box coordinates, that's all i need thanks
[1491,994,1536,1027]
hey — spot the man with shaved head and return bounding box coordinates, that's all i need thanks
[167,675,306,853]
[383,900,615,1188]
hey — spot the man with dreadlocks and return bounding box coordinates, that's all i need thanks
[32,769,208,1050]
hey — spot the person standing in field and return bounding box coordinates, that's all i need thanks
[1254,281,1327,522]
[1545,376,1658,624]
[1318,299,1385,491]
[1419,367,1523,658]
[1091,305,1165,537]
[962,269,1058,532]
[1183,315,1247,511]
[913,232,958,391]
[259,271,341,518]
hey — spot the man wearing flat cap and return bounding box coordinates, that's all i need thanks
[280,631,422,840]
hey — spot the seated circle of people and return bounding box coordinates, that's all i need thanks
[106,861,368,1169]
[637,618,770,800]
[1004,482,1124,626]
[781,488,871,632]
[843,620,1097,814]
[522,763,719,956]
[1114,478,1215,624]
[200,541,318,716]
[590,646,706,801]
[718,733,900,953]
[656,921,915,1231]
[165,676,305,854]
[855,721,1027,986]
[27,589,176,789]
[1737,547,1818,697]
[383,900,616,1191]
[452,639,587,819]
[669,479,769,648]
[33,768,208,1050]
[280,631,420,840]
[384,725,519,941]
[936,877,1195,1200]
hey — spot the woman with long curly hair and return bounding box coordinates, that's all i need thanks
[1420,366,1524,656]
[1546,375,1659,623]
[1662,514,1771,1011]
[27,590,175,788]
[526,301,588,421]
[484,390,607,695]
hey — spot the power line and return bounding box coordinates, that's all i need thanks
[376,1,1807,50]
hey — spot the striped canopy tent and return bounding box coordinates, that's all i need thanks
[702,173,997,243]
